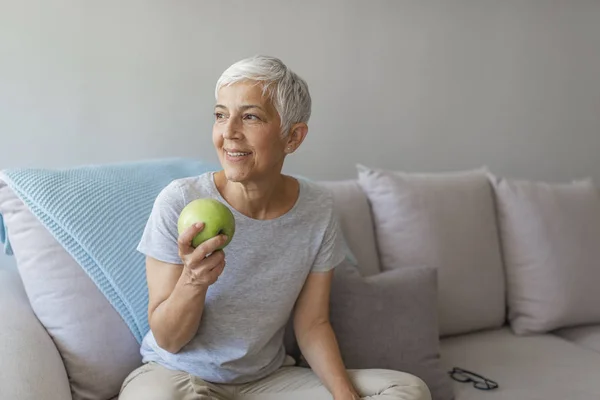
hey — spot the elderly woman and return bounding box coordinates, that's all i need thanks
[120,55,431,400]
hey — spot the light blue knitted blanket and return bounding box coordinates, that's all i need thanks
[0,158,218,343]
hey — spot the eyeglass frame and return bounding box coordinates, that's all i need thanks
[448,367,499,391]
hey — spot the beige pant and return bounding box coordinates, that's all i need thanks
[119,358,431,400]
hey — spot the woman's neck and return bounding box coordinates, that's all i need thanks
[214,171,298,220]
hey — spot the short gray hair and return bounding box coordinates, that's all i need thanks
[215,55,312,136]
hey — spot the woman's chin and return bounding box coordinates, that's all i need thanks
[222,167,248,183]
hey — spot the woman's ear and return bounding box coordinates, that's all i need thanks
[285,123,308,154]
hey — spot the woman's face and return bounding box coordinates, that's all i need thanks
[213,81,289,183]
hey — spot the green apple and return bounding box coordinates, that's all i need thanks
[177,198,235,249]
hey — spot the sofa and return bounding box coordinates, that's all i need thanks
[1,160,600,400]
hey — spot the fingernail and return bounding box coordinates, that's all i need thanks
[223,235,228,241]
[195,223,202,228]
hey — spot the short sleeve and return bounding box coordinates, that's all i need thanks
[136,181,186,264]
[311,211,347,273]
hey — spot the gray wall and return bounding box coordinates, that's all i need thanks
[1,0,599,183]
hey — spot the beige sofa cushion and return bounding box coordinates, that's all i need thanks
[554,324,600,354]
[357,165,505,336]
[0,267,72,400]
[490,175,600,334]
[0,179,142,400]
[441,327,600,400]
[318,180,381,276]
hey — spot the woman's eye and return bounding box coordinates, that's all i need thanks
[243,114,260,121]
[214,112,225,120]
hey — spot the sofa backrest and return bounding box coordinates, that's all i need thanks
[317,180,381,277]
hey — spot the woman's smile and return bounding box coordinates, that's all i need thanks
[224,148,252,163]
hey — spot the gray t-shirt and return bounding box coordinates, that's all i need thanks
[136,172,346,384]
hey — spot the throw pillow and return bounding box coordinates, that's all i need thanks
[357,164,506,337]
[326,260,453,400]
[489,175,600,334]
[0,180,142,400]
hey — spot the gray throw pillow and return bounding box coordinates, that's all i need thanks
[489,175,600,334]
[327,260,453,400]
[356,165,506,337]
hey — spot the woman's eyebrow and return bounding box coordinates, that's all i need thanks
[214,104,265,112]
[239,105,265,112]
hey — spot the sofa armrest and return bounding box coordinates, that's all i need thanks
[0,266,72,400]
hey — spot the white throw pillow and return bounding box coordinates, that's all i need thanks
[357,165,506,337]
[0,178,142,400]
[489,174,600,334]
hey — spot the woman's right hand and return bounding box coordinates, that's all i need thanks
[177,223,228,288]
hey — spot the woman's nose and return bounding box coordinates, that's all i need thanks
[223,118,241,139]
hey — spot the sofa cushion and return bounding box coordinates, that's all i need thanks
[554,324,600,354]
[441,327,600,400]
[357,165,505,336]
[0,266,72,400]
[490,175,600,334]
[318,180,381,276]
[327,260,453,400]
[0,180,142,400]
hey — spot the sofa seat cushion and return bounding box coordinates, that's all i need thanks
[554,324,600,354]
[441,327,600,400]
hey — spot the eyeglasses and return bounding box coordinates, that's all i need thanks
[448,367,499,391]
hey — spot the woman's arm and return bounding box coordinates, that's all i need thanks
[146,223,228,354]
[293,270,359,400]
[146,257,208,353]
